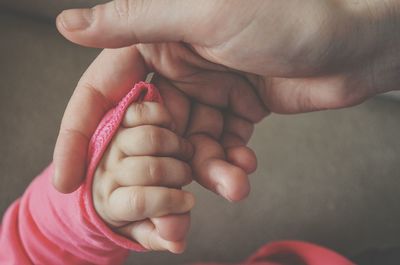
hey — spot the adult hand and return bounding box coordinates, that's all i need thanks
[53,45,266,202]
[54,0,400,194]
[57,0,400,107]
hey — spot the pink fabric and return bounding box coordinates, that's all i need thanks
[193,241,354,265]
[0,82,159,265]
[244,241,354,265]
[0,82,354,265]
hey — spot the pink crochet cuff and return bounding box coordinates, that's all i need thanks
[79,81,162,251]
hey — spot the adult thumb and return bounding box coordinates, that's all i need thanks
[56,0,207,48]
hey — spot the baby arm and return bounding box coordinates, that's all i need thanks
[0,83,194,264]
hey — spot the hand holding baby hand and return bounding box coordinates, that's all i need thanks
[93,101,195,253]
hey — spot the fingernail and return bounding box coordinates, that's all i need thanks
[59,9,93,31]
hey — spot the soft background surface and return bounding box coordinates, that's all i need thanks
[1,3,400,264]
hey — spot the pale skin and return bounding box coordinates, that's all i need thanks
[54,0,400,252]
[94,100,195,253]
[54,0,400,195]
[93,79,258,253]
[54,45,261,201]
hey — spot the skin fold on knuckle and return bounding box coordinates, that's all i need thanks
[160,190,179,215]
[227,115,254,141]
[112,0,133,21]
[92,173,109,220]
[117,157,132,179]
[125,103,146,126]
[129,187,147,219]
[112,0,152,35]
[187,103,224,140]
[147,158,164,185]
[146,126,163,154]
[95,150,127,225]
[143,103,174,128]
[116,128,130,152]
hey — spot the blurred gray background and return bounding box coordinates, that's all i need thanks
[1,2,400,264]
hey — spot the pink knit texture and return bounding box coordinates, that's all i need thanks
[0,82,160,265]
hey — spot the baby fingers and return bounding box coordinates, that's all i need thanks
[117,220,186,254]
[115,156,192,188]
[106,186,195,225]
[122,102,175,131]
[189,134,250,202]
[116,126,193,160]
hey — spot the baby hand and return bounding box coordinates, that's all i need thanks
[93,101,195,253]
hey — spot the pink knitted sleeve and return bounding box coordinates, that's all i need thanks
[0,82,160,265]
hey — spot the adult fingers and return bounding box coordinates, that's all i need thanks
[118,219,186,253]
[115,156,192,188]
[53,46,147,193]
[222,114,257,174]
[186,103,251,201]
[56,0,209,48]
[137,43,269,126]
[185,103,223,140]
[189,134,250,202]
[223,114,255,145]
[224,145,258,175]
[122,101,175,130]
[116,126,193,160]
[108,186,195,223]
